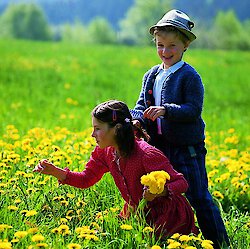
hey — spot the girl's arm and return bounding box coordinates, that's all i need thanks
[33,147,109,189]
[33,159,67,181]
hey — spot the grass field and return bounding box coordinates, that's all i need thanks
[0,39,249,248]
[0,40,249,138]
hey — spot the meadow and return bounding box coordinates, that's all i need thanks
[0,39,249,248]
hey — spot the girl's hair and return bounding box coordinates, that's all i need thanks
[92,100,150,158]
[153,26,190,44]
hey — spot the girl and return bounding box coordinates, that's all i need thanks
[33,100,198,238]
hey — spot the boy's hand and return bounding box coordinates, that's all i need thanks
[143,106,165,121]
[132,119,141,128]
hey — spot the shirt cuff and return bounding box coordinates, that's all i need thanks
[58,167,70,185]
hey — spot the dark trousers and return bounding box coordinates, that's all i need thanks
[155,137,230,249]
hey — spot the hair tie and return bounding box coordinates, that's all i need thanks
[112,110,117,121]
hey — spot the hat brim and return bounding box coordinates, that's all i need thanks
[149,23,196,42]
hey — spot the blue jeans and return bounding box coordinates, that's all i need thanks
[155,138,230,249]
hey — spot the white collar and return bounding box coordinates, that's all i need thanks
[159,61,184,74]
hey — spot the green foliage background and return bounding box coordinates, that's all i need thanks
[0,2,250,49]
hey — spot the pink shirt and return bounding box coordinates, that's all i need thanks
[61,139,198,236]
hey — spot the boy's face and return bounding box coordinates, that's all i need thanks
[155,32,190,69]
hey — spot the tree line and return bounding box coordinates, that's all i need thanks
[0,0,250,50]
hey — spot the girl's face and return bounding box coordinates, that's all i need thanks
[91,117,117,149]
[155,32,190,69]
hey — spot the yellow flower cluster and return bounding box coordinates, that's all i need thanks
[141,170,170,194]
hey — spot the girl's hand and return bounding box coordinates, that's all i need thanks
[143,106,165,121]
[33,159,55,175]
[143,187,158,201]
[143,186,169,201]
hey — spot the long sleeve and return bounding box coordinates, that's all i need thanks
[59,147,109,189]
[162,71,204,122]
[142,146,188,195]
[131,65,160,122]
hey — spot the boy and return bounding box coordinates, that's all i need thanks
[131,9,230,249]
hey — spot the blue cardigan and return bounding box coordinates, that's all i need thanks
[131,62,206,146]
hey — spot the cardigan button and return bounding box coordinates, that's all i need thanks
[146,100,151,105]
[148,89,152,94]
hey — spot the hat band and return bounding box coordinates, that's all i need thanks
[159,19,192,31]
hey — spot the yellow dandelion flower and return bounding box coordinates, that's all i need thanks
[171,233,180,239]
[151,246,162,249]
[27,228,39,234]
[143,226,154,233]
[35,243,48,248]
[20,210,28,215]
[51,228,60,234]
[7,205,18,211]
[212,191,224,199]
[179,234,192,242]
[76,209,83,216]
[120,224,133,231]
[190,235,202,241]
[60,200,69,206]
[58,224,70,231]
[231,177,239,184]
[110,207,119,212]
[141,170,170,194]
[91,222,101,230]
[167,239,175,244]
[60,218,68,224]
[75,226,90,234]
[220,172,230,181]
[14,231,28,238]
[201,240,214,249]
[96,212,103,220]
[58,224,71,235]
[245,222,250,228]
[31,234,45,242]
[227,128,235,134]
[11,238,19,243]
[167,241,181,248]
[26,210,38,217]
[185,247,197,249]
[26,188,38,194]
[0,224,13,232]
[66,210,74,216]
[0,241,12,249]
[78,234,99,241]
[14,199,22,204]
[66,193,75,199]
[53,195,65,201]
[67,243,81,249]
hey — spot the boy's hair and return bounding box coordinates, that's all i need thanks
[153,26,190,44]
[92,100,150,157]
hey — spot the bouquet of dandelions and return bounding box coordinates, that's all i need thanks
[141,170,170,194]
[138,170,170,210]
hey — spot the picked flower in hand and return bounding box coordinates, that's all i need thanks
[141,170,170,194]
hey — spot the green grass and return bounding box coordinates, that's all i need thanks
[0,40,249,140]
[0,39,249,248]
